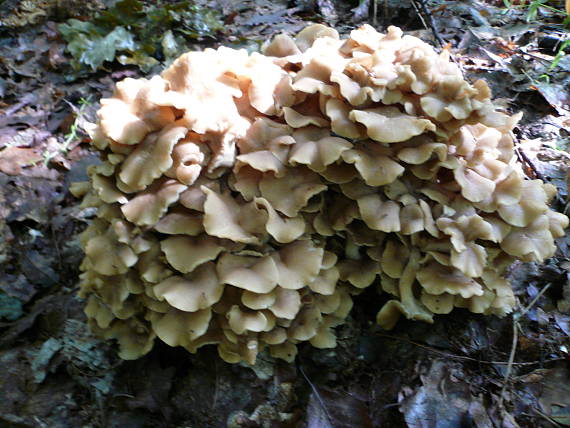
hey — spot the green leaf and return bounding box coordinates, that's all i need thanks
[117,51,159,72]
[58,0,223,75]
[96,0,144,28]
[59,21,137,71]
[161,30,180,60]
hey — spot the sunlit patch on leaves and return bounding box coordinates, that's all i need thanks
[57,0,223,75]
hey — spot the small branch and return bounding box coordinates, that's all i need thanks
[374,333,564,366]
[414,0,445,48]
[520,283,552,317]
[498,320,519,408]
[1,93,36,117]
[499,283,552,409]
[410,0,429,33]
[298,363,334,426]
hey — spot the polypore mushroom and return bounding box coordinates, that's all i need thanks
[78,23,568,365]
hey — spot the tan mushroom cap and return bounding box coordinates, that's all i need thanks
[179,176,221,212]
[436,214,496,252]
[269,341,298,362]
[420,291,455,314]
[325,98,366,138]
[158,47,250,137]
[101,318,156,360]
[269,287,302,319]
[497,180,549,227]
[342,146,404,187]
[381,239,410,279]
[453,163,496,203]
[338,258,380,288]
[377,250,433,329]
[272,240,324,290]
[547,210,569,238]
[154,262,224,312]
[501,215,556,262]
[262,33,301,57]
[166,136,210,186]
[121,178,187,226]
[417,262,484,298]
[152,308,212,346]
[358,194,401,232]
[260,327,288,345]
[137,239,173,284]
[241,289,277,310]
[450,242,487,278]
[289,306,322,341]
[308,264,340,295]
[254,197,305,243]
[85,296,115,329]
[85,227,138,276]
[288,127,353,172]
[119,124,187,192]
[217,253,279,294]
[161,235,223,274]
[349,107,436,143]
[154,209,204,235]
[226,306,275,335]
[310,319,337,348]
[295,23,340,52]
[202,187,265,244]
[98,76,176,145]
[259,167,327,217]
[247,52,296,115]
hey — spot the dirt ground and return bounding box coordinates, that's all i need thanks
[0,0,569,427]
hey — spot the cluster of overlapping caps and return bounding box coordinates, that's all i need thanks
[75,24,569,364]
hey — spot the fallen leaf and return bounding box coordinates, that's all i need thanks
[533,81,570,115]
[0,147,42,175]
[552,405,570,426]
[307,387,372,428]
[518,368,570,419]
[399,359,493,428]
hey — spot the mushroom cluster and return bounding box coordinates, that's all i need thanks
[77,24,568,364]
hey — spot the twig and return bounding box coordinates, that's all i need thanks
[409,0,466,78]
[298,363,334,427]
[414,0,445,48]
[374,333,564,366]
[498,283,552,408]
[1,93,36,117]
[514,147,547,182]
[410,0,429,33]
[520,283,552,317]
[212,357,220,410]
[498,320,519,408]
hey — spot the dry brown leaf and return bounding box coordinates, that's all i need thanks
[0,147,43,175]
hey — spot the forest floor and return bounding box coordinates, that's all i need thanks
[0,0,569,427]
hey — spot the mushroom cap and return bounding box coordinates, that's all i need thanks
[349,107,436,143]
[154,262,224,312]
